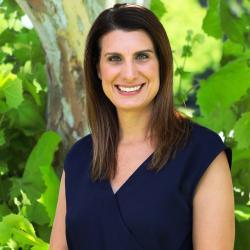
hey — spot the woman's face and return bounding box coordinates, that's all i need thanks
[97,29,160,113]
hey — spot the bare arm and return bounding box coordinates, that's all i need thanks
[193,151,235,250]
[49,170,68,250]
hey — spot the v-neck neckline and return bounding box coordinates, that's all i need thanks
[107,152,154,196]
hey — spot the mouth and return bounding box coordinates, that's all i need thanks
[114,83,145,95]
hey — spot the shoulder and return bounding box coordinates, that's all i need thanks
[187,121,231,160]
[179,121,232,201]
[189,121,223,144]
[66,133,92,156]
[192,136,235,248]
[187,121,232,168]
[63,133,93,172]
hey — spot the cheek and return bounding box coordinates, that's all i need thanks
[100,64,119,82]
[143,61,160,81]
[146,61,160,95]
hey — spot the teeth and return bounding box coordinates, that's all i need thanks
[117,84,143,92]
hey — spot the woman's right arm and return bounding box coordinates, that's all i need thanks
[49,170,68,250]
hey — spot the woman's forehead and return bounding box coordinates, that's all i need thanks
[99,29,155,53]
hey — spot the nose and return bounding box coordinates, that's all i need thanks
[121,60,137,82]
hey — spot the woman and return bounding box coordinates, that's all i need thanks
[50,3,235,250]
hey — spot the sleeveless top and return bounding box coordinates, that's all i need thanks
[64,122,232,250]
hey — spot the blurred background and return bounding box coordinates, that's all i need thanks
[0,0,249,249]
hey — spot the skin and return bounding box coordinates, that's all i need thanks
[97,29,160,144]
[97,29,160,193]
[49,171,67,249]
[49,29,235,249]
[193,151,235,249]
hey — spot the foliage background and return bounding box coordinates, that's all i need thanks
[0,0,249,249]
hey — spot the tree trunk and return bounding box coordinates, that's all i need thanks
[15,0,151,173]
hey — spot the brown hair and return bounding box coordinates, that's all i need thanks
[84,3,192,181]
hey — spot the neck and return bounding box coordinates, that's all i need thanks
[117,107,152,145]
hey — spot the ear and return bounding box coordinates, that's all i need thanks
[96,64,101,79]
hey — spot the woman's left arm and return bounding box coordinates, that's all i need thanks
[193,151,235,250]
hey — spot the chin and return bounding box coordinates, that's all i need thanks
[115,104,150,112]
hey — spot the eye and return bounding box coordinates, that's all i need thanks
[136,53,149,60]
[107,55,121,62]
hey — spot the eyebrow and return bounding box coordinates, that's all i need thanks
[104,49,154,57]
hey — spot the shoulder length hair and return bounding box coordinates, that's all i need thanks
[84,3,192,182]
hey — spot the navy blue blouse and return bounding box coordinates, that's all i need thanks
[64,122,232,250]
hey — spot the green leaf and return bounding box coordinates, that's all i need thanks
[236,165,250,197]
[185,30,193,42]
[32,243,49,250]
[0,129,5,146]
[0,203,11,218]
[0,14,8,34]
[234,112,250,149]
[7,238,18,249]
[7,11,23,32]
[2,43,13,55]
[10,132,61,225]
[0,214,36,245]
[20,77,43,107]
[202,0,222,38]
[23,60,32,75]
[25,201,49,226]
[194,107,237,134]
[202,0,250,46]
[0,64,13,88]
[196,58,250,130]
[0,64,23,109]
[0,162,8,177]
[0,164,9,178]
[31,240,49,250]
[2,78,23,109]
[20,190,31,207]
[181,45,192,57]
[233,148,250,162]
[0,213,49,248]
[38,165,60,226]
[221,1,250,47]
[0,100,9,113]
[0,220,12,243]
[32,63,47,90]
[235,220,250,250]
[21,131,61,225]
[223,40,245,58]
[0,178,11,203]
[9,177,23,200]
[23,131,61,180]
[235,204,250,222]
[8,98,45,135]
[150,0,167,19]
[12,30,45,66]
[193,33,205,44]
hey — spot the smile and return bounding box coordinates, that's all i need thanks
[115,83,145,93]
